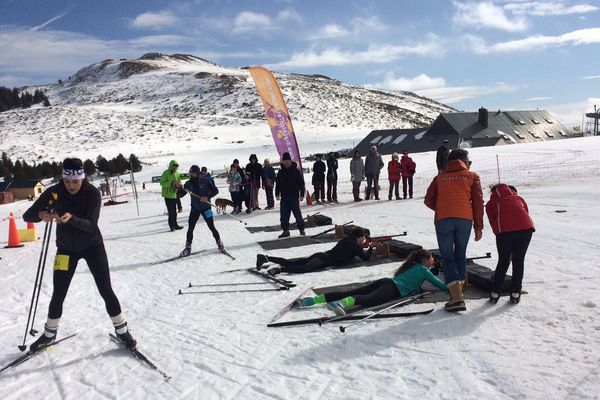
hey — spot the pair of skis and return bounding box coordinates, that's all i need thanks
[151,246,235,266]
[177,268,295,295]
[0,333,170,381]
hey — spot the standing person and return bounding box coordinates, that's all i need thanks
[258,227,373,275]
[485,184,535,304]
[22,158,136,350]
[365,145,384,200]
[350,149,365,202]
[387,153,401,200]
[297,249,447,315]
[233,159,250,214]
[424,149,484,312]
[400,149,416,199]
[436,140,450,174]
[263,158,276,209]
[179,165,223,256]
[326,152,338,203]
[275,152,305,238]
[160,160,183,231]
[246,154,263,211]
[312,154,326,203]
[227,163,242,214]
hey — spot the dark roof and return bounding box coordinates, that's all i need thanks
[4,180,43,189]
[356,128,458,156]
[428,109,572,145]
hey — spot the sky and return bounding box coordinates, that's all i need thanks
[1,0,599,126]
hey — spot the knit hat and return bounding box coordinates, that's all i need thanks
[351,226,365,239]
[282,152,292,161]
[62,158,85,180]
[189,165,201,175]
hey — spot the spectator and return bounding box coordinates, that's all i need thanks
[326,152,338,203]
[436,140,450,174]
[312,154,326,203]
[387,153,401,200]
[424,149,484,312]
[350,149,365,202]
[365,145,384,200]
[159,160,183,231]
[263,159,276,209]
[246,154,263,211]
[227,164,242,214]
[275,152,305,238]
[400,149,416,199]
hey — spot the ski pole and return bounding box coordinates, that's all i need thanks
[188,281,271,287]
[18,221,52,351]
[178,287,289,295]
[339,295,423,333]
[183,189,248,225]
[29,221,53,336]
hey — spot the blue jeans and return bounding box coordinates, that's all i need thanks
[435,218,473,283]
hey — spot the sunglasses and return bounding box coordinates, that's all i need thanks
[467,160,472,166]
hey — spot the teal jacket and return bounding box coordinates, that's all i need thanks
[392,263,448,296]
[160,160,181,199]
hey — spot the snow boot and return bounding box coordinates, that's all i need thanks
[256,254,269,270]
[267,267,281,276]
[445,282,466,312]
[510,292,521,304]
[299,228,306,236]
[278,230,290,238]
[489,292,500,304]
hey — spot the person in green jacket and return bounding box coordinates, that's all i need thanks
[298,249,448,315]
[160,160,183,231]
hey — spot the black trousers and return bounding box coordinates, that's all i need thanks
[313,179,325,201]
[402,176,413,198]
[49,245,121,319]
[269,253,329,274]
[265,186,275,208]
[325,278,401,308]
[230,191,241,210]
[280,196,304,231]
[492,229,533,293]
[388,180,400,199]
[186,209,220,245]
[366,173,380,199]
[327,175,337,201]
[164,198,178,229]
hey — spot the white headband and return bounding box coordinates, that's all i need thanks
[62,168,85,180]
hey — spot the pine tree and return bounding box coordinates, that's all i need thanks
[83,159,96,177]
[129,154,142,172]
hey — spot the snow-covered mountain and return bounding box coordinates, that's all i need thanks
[0,53,454,162]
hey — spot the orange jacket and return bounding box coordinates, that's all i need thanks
[424,160,484,231]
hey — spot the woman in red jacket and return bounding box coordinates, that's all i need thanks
[400,149,416,199]
[387,153,401,200]
[485,184,535,304]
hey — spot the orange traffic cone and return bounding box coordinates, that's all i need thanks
[306,191,313,205]
[5,212,24,248]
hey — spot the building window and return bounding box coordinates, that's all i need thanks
[544,131,554,137]
[370,135,382,144]
[558,130,568,137]
[532,119,540,124]
[545,118,554,124]
[514,130,526,139]
[528,130,541,139]
[517,120,526,125]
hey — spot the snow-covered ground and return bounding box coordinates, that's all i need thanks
[1,136,599,400]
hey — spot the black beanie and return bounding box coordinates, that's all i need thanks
[351,227,365,239]
[282,152,292,161]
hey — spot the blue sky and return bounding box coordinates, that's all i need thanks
[1,0,599,124]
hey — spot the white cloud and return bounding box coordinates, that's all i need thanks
[268,36,445,68]
[350,16,389,33]
[582,75,600,80]
[525,96,554,101]
[307,24,349,40]
[368,72,446,91]
[545,97,600,126]
[490,27,600,52]
[453,1,528,32]
[233,11,272,33]
[416,83,520,104]
[504,2,599,16]
[131,11,178,30]
[277,8,302,23]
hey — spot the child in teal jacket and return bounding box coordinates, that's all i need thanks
[300,249,447,315]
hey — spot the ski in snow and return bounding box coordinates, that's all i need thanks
[219,248,236,260]
[267,309,434,327]
[246,268,296,288]
[149,249,211,266]
[108,334,171,381]
[268,287,316,324]
[0,333,77,375]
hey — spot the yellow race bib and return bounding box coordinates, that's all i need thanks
[53,254,70,271]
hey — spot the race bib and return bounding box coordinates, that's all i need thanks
[203,209,213,218]
[53,254,70,271]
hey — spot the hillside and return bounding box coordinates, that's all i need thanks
[0,53,454,162]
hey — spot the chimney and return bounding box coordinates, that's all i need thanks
[478,107,488,128]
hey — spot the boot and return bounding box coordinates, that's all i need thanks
[267,267,281,276]
[489,292,500,304]
[299,229,306,236]
[510,292,521,304]
[256,254,269,270]
[179,243,192,257]
[216,239,224,251]
[30,320,59,352]
[296,294,326,307]
[114,321,137,350]
[326,296,355,316]
[278,230,290,238]
[445,282,466,312]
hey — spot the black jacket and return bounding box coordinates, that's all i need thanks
[245,161,263,185]
[312,160,326,184]
[436,146,450,171]
[327,158,338,179]
[324,237,373,266]
[23,181,103,253]
[182,175,218,212]
[275,162,305,198]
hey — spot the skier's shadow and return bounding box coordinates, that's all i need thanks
[286,301,513,365]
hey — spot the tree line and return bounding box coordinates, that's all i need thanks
[0,152,142,183]
[0,86,51,112]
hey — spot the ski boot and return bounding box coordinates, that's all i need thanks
[179,244,192,257]
[115,322,137,350]
[216,239,225,251]
[29,329,57,352]
[510,292,521,304]
[256,254,269,270]
[489,292,500,304]
[296,294,326,307]
[326,296,355,316]
[278,230,290,238]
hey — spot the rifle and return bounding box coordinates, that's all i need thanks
[365,232,407,247]
[467,252,492,263]
[310,221,353,239]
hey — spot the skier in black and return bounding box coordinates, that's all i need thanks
[178,165,223,256]
[257,227,373,275]
[23,158,136,351]
[276,152,305,238]
[311,154,326,203]
[326,152,338,203]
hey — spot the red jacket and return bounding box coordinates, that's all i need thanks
[485,184,535,235]
[387,160,401,182]
[400,156,416,177]
[424,160,484,231]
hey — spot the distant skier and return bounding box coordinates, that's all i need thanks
[178,165,223,257]
[257,227,373,275]
[400,149,416,199]
[23,158,136,351]
[262,158,277,209]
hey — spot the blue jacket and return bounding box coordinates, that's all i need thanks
[392,263,448,296]
[183,175,218,212]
